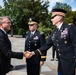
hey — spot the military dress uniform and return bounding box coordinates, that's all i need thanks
[25,30,46,75]
[34,23,76,75]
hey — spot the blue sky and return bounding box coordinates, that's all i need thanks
[0,0,76,11]
[47,0,76,11]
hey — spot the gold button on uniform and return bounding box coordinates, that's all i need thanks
[73,56,75,58]
[59,53,61,56]
[56,40,58,41]
[57,44,59,46]
[58,49,60,51]
[64,41,67,44]
[29,41,31,42]
[35,44,37,46]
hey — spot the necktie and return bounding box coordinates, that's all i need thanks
[30,33,33,37]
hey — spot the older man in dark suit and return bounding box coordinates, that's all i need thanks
[0,16,26,75]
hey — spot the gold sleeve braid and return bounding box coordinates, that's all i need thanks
[41,56,46,58]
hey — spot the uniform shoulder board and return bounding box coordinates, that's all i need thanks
[68,23,73,25]
[40,32,44,34]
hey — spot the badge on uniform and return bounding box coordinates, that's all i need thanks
[61,28,68,38]
[34,36,39,40]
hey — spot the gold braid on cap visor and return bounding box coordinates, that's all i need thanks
[28,21,38,25]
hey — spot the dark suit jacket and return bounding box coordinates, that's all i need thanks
[25,30,46,64]
[34,23,76,75]
[0,29,23,74]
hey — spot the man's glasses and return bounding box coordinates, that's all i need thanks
[51,15,63,19]
[2,22,11,24]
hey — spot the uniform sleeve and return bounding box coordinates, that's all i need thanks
[39,33,46,61]
[0,35,23,59]
[69,25,76,61]
[34,34,53,56]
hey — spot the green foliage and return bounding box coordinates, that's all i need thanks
[2,0,49,32]
[38,22,53,36]
[0,1,76,36]
[18,28,24,35]
[73,11,76,25]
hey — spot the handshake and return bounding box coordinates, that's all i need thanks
[24,51,35,58]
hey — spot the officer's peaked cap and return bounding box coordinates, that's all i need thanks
[28,18,39,25]
[51,8,67,16]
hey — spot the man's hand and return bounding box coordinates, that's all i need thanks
[24,51,35,58]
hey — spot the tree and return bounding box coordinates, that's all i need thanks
[2,0,49,36]
[73,11,76,25]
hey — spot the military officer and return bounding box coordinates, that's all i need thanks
[27,8,76,75]
[24,18,46,75]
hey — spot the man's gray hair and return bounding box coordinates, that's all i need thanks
[0,16,9,23]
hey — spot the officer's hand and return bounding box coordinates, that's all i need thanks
[24,51,31,58]
[40,61,44,66]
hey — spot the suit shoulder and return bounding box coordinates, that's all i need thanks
[0,30,4,37]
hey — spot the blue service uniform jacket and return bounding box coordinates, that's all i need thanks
[34,23,76,75]
[0,29,23,74]
[25,30,46,64]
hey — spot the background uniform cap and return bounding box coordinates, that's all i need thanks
[51,8,67,16]
[28,18,39,25]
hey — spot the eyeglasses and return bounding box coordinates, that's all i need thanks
[51,15,63,19]
[2,22,11,24]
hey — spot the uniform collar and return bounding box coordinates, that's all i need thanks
[57,22,63,30]
[31,30,36,34]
